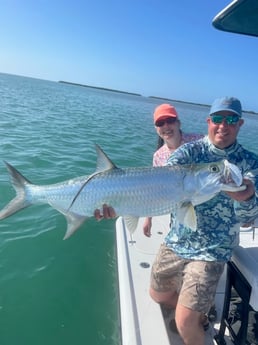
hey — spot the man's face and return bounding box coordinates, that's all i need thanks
[207,111,244,149]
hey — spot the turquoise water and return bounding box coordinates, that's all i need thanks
[0,73,257,345]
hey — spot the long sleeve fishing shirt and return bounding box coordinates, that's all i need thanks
[165,135,258,262]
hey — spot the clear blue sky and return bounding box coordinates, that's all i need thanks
[1,0,258,111]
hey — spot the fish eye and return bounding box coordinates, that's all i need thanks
[210,164,220,173]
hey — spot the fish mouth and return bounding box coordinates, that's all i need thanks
[221,160,245,191]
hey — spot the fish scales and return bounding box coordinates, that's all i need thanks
[68,167,186,216]
[0,145,244,239]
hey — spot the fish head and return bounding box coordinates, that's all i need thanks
[202,159,242,188]
[185,160,244,205]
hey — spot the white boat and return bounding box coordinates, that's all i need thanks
[116,215,258,345]
[116,2,258,344]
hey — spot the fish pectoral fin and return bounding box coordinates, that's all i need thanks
[123,215,140,234]
[178,203,197,231]
[63,212,87,240]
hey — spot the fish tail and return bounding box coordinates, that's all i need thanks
[0,162,33,219]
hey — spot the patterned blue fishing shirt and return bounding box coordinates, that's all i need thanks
[165,135,258,262]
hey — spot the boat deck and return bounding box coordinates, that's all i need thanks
[116,215,258,345]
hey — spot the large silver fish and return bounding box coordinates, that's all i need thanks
[0,145,244,239]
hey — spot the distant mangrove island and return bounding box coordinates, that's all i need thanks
[58,80,141,97]
[58,80,258,115]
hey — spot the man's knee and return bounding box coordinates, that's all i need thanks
[149,287,161,303]
[149,288,178,308]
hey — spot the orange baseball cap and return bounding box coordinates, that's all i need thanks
[153,103,178,124]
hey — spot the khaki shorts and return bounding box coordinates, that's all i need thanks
[150,244,225,313]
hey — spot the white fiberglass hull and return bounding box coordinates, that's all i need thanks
[116,215,258,345]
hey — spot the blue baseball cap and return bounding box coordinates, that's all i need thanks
[209,97,242,117]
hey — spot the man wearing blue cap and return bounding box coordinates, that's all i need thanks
[208,96,243,149]
[95,97,258,345]
[149,96,258,345]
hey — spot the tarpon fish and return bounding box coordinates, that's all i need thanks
[0,145,244,239]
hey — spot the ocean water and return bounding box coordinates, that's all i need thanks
[0,72,257,345]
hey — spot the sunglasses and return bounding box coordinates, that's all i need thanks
[155,117,177,127]
[210,114,241,125]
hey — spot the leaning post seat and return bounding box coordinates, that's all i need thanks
[214,245,258,345]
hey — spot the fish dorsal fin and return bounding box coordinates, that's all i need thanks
[68,145,118,211]
[123,215,140,234]
[95,144,118,172]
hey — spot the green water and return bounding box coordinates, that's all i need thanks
[0,72,257,345]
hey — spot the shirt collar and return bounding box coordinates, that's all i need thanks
[206,136,239,156]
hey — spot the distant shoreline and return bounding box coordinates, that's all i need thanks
[58,80,208,107]
[148,96,210,108]
[58,80,142,97]
[59,80,257,115]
